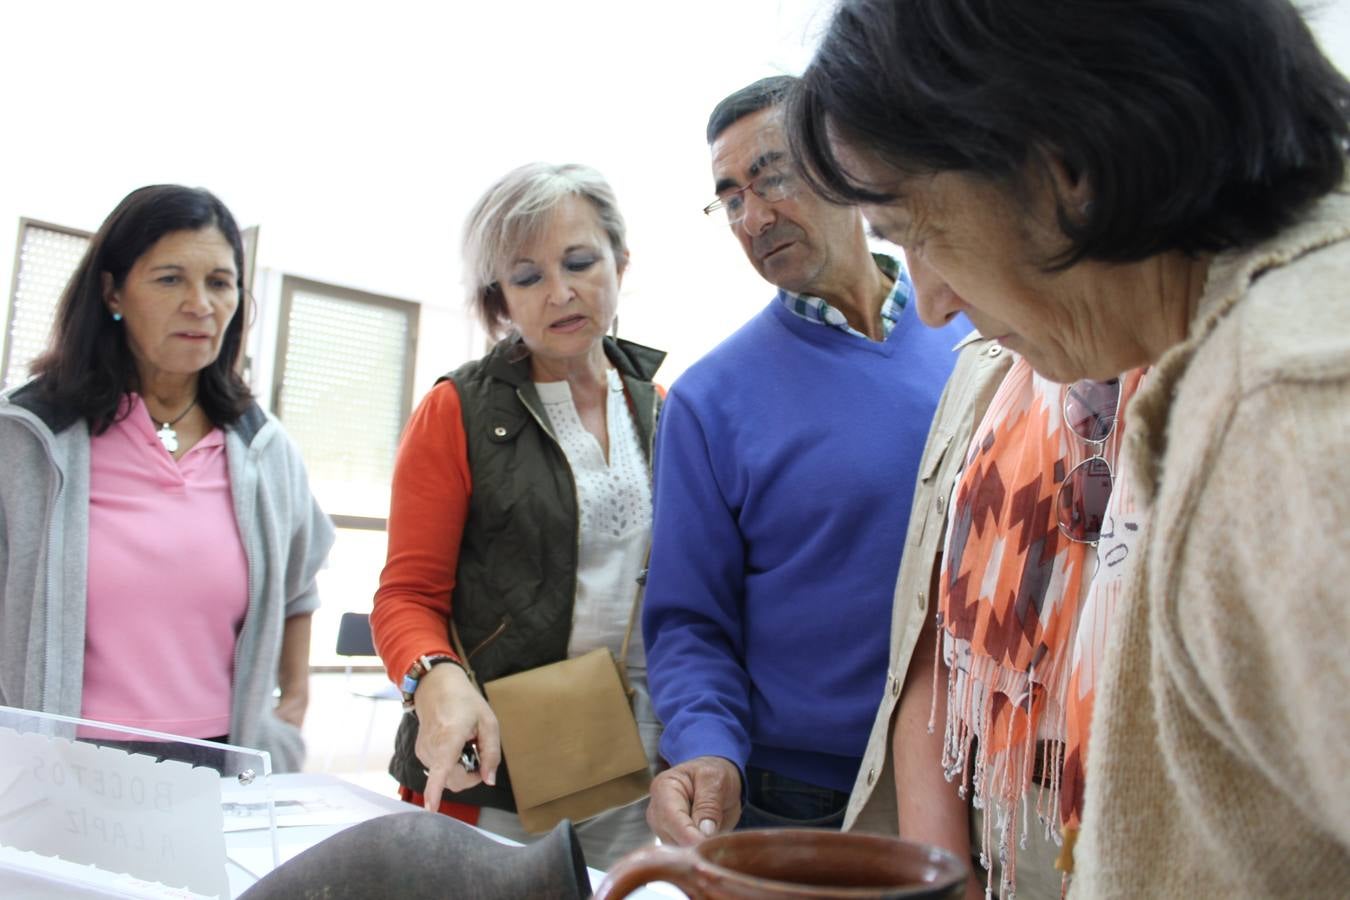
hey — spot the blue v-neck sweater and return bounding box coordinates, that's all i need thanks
[643,295,968,793]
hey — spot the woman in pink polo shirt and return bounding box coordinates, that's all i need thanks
[0,185,334,772]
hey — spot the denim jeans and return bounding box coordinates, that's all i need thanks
[735,765,850,830]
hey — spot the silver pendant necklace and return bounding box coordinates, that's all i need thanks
[154,398,197,454]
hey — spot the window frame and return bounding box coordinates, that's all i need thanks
[2,218,93,390]
[271,274,420,531]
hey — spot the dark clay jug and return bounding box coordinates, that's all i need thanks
[239,810,592,900]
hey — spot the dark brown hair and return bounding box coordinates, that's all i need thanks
[789,0,1350,268]
[31,184,253,432]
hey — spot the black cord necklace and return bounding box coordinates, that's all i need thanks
[154,398,197,454]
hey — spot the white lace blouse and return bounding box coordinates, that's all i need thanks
[534,369,652,669]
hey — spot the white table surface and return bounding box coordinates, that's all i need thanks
[0,772,678,898]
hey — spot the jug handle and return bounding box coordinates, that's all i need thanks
[594,844,698,899]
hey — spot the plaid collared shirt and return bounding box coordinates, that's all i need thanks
[780,254,910,340]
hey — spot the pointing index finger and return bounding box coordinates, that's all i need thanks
[423,767,448,812]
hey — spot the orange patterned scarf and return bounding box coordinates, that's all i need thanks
[935,358,1145,895]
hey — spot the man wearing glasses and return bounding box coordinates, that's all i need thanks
[641,76,986,845]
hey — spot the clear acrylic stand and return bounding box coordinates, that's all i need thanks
[0,705,277,899]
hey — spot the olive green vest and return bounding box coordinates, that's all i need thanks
[391,334,664,809]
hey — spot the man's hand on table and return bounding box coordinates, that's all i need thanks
[646,755,742,846]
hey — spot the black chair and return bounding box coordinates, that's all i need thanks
[328,612,401,769]
[336,611,379,657]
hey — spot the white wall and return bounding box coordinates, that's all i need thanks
[1312,0,1350,65]
[1,0,1346,393]
[0,0,837,664]
[0,0,834,396]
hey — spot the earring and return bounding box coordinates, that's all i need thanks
[112,312,123,322]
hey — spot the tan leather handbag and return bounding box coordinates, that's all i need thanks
[453,587,651,834]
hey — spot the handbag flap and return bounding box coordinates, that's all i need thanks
[484,648,650,809]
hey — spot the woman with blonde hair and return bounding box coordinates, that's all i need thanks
[372,163,665,867]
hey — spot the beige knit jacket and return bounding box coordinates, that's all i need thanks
[844,332,1012,832]
[1072,190,1350,897]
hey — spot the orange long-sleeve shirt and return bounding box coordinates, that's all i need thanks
[371,380,472,686]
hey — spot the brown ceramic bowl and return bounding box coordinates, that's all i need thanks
[596,828,969,899]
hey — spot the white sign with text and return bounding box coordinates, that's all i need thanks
[0,728,228,897]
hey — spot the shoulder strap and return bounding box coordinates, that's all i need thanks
[618,549,650,665]
[448,622,479,689]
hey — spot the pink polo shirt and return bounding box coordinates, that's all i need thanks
[81,395,248,738]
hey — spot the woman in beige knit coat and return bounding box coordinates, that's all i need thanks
[788,1,1350,897]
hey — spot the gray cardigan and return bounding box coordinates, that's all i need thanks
[0,385,334,772]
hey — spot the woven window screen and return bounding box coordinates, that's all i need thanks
[275,279,417,521]
[3,223,91,390]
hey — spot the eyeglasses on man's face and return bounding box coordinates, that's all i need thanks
[703,166,801,224]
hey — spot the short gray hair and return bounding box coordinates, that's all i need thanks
[707,75,797,144]
[462,162,628,339]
